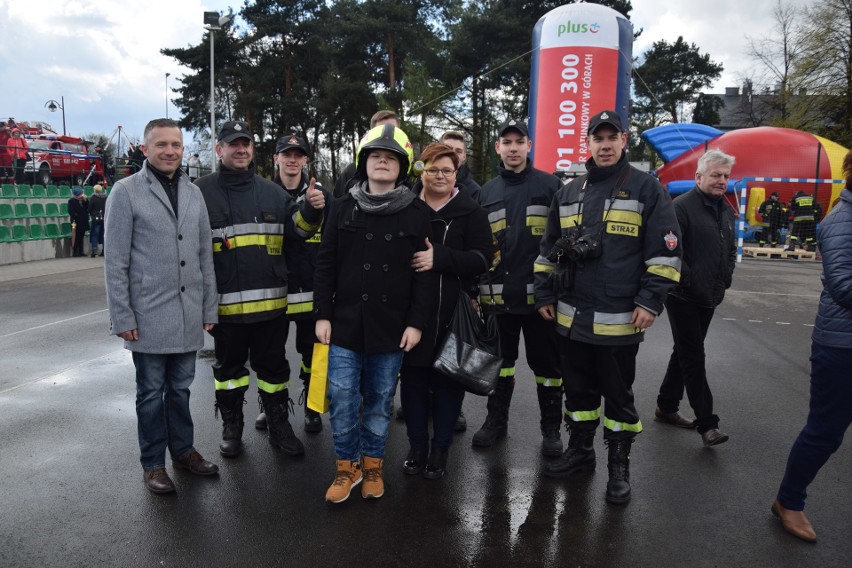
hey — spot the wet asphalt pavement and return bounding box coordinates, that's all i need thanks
[0,256,849,567]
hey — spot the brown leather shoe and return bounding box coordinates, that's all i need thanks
[173,451,219,476]
[654,408,695,429]
[701,428,729,446]
[143,468,176,494]
[772,499,817,543]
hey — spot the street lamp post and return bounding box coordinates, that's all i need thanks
[44,96,66,136]
[165,73,171,119]
[203,11,232,173]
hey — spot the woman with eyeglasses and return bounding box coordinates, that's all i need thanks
[399,143,493,479]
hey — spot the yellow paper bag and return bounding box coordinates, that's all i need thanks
[307,342,330,414]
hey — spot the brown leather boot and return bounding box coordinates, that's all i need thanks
[361,456,385,499]
[143,468,176,494]
[772,500,817,543]
[325,460,363,503]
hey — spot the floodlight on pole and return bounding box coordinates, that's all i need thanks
[204,11,232,173]
[44,96,66,136]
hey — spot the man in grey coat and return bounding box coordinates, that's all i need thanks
[104,118,219,494]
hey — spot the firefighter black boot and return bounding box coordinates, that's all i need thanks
[472,377,515,447]
[301,373,323,433]
[543,427,595,477]
[537,384,564,457]
[254,411,267,430]
[605,438,633,504]
[215,389,245,458]
[261,390,305,456]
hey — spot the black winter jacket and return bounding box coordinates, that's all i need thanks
[669,187,736,308]
[313,190,438,354]
[403,190,494,367]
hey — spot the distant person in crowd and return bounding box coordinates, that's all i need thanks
[187,153,201,182]
[399,143,492,480]
[68,187,89,257]
[654,149,737,447]
[251,133,331,434]
[129,144,145,173]
[438,131,481,202]
[195,121,324,460]
[95,146,112,185]
[788,191,822,251]
[88,184,107,257]
[757,191,787,247]
[332,110,400,198]
[535,110,682,504]
[473,119,564,458]
[104,118,219,495]
[772,150,852,543]
[314,124,437,503]
[0,120,14,184]
[7,128,29,185]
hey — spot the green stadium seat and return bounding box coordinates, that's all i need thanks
[12,224,29,241]
[62,202,69,216]
[45,202,60,217]
[59,222,72,237]
[14,203,30,218]
[58,186,72,198]
[0,226,11,242]
[44,223,61,239]
[1,185,16,198]
[30,203,46,217]
[31,185,47,198]
[29,224,45,239]
[83,185,94,197]
[0,203,13,219]
[46,185,59,198]
[16,185,32,198]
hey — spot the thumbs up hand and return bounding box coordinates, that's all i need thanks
[305,178,325,210]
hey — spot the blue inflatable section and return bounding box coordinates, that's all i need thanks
[666,179,738,195]
[641,123,723,163]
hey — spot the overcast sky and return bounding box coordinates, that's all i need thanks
[0,0,815,144]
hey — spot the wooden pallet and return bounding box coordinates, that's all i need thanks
[743,246,816,260]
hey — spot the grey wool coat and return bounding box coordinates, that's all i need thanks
[104,161,218,353]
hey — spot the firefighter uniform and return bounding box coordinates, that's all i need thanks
[757,193,787,247]
[534,155,682,440]
[474,146,563,454]
[196,154,322,457]
[789,191,822,250]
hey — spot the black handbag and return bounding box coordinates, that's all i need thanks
[432,254,502,396]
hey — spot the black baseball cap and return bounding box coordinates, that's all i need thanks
[217,120,253,143]
[275,133,309,157]
[587,111,624,135]
[497,119,529,138]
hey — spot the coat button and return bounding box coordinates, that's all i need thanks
[366,233,373,240]
[363,263,371,270]
[382,264,389,271]
[178,234,183,240]
[180,286,185,292]
[381,295,388,302]
[361,293,369,301]
[385,234,392,241]
[180,260,186,267]
[398,231,405,237]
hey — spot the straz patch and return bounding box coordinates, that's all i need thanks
[267,245,282,255]
[615,190,631,199]
[606,222,638,236]
[664,231,678,251]
[263,213,278,223]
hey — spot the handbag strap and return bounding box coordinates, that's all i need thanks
[472,250,498,310]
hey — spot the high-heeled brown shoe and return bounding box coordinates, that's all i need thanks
[771,499,817,543]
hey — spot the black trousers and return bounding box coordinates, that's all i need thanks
[496,312,561,384]
[559,336,641,440]
[400,365,465,449]
[290,317,316,382]
[657,295,719,433]
[72,225,87,256]
[211,313,291,393]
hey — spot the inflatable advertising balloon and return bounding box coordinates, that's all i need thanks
[528,3,633,174]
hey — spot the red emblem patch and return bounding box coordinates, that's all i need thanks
[664,231,678,251]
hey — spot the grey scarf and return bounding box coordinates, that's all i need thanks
[349,180,415,215]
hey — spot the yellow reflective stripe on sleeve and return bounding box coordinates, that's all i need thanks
[479,284,504,306]
[257,378,290,394]
[215,375,250,391]
[536,376,563,387]
[488,210,507,234]
[285,291,314,315]
[603,416,643,433]
[294,211,320,238]
[556,301,575,329]
[647,264,681,282]
[499,367,516,377]
[527,283,535,305]
[565,406,601,422]
[300,361,311,374]
[490,219,507,233]
[213,233,284,253]
[534,261,555,274]
[593,311,641,336]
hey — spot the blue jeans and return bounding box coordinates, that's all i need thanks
[132,351,197,470]
[90,221,104,250]
[777,342,852,510]
[327,344,402,461]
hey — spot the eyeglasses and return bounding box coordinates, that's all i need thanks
[423,167,456,177]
